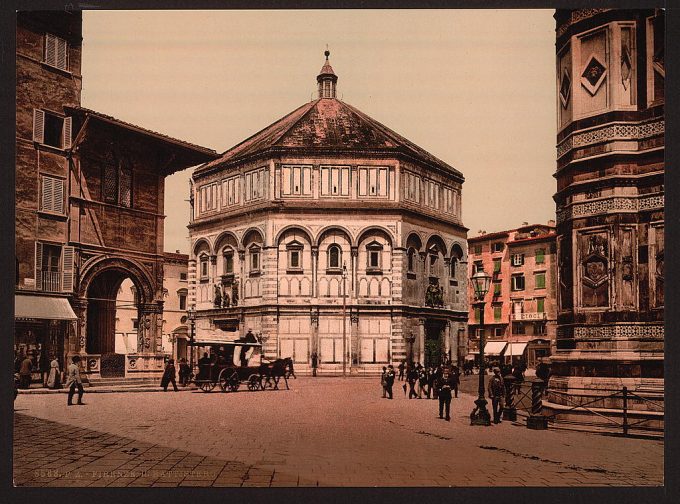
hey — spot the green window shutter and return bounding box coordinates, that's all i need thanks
[493,305,502,321]
[474,307,480,323]
[494,282,501,295]
[536,273,546,289]
[536,248,545,264]
[493,259,501,273]
[537,298,545,313]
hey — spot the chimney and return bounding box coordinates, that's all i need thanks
[176,249,180,254]
[522,221,529,226]
[548,219,556,227]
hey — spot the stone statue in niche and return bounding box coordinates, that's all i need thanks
[213,284,222,308]
[425,282,444,308]
[231,281,239,307]
[655,250,664,307]
[558,238,573,310]
[221,286,231,308]
[581,233,609,308]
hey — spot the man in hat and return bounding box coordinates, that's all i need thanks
[487,367,505,424]
[65,355,85,406]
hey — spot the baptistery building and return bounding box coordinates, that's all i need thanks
[188,53,468,374]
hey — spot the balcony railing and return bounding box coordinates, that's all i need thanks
[511,311,547,321]
[41,271,61,292]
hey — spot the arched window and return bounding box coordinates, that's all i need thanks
[222,247,234,275]
[327,244,342,270]
[407,248,416,274]
[450,244,464,278]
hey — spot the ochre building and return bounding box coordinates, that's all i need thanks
[188,53,468,374]
[467,223,557,368]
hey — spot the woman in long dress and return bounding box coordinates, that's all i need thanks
[47,356,61,389]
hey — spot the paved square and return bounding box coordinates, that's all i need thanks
[13,377,663,487]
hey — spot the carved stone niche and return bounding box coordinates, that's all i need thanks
[579,233,609,308]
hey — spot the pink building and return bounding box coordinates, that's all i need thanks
[467,222,557,368]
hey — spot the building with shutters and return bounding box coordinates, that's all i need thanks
[15,11,217,384]
[188,52,469,374]
[467,223,557,368]
[547,9,665,427]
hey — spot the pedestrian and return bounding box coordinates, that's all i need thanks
[197,352,211,381]
[380,366,387,398]
[487,366,505,424]
[161,359,179,392]
[417,364,428,399]
[535,358,551,382]
[512,361,525,394]
[19,353,33,389]
[451,365,460,398]
[311,352,318,377]
[385,365,395,399]
[436,367,456,421]
[47,355,62,389]
[65,355,84,406]
[427,366,436,400]
[407,364,419,399]
[178,358,191,386]
[398,361,405,381]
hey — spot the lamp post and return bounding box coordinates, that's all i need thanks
[470,269,492,426]
[342,262,347,378]
[188,306,196,375]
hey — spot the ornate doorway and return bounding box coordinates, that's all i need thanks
[424,320,445,367]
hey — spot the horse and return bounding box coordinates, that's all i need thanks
[259,357,293,390]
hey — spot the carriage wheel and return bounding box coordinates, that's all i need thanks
[228,372,240,392]
[198,380,216,392]
[218,369,234,392]
[247,374,261,391]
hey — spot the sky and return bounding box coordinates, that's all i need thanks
[81,9,557,254]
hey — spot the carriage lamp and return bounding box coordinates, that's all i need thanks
[470,269,491,426]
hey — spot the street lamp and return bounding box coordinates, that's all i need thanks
[470,268,492,426]
[188,306,196,375]
[342,262,347,378]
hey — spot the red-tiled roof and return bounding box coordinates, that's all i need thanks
[195,98,462,179]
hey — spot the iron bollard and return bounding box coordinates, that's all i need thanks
[526,379,548,430]
[503,374,517,421]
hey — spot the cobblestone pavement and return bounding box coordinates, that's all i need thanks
[13,377,663,487]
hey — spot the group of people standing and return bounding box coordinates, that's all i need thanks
[381,361,461,422]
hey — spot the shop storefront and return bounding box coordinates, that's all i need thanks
[14,295,77,385]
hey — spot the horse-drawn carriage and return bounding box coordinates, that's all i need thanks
[190,339,294,393]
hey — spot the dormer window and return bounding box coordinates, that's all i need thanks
[366,241,383,273]
[286,240,304,272]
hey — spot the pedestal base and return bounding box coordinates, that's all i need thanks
[527,415,549,430]
[502,407,517,422]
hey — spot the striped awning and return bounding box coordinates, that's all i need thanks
[483,341,508,356]
[15,295,77,320]
[504,342,528,356]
